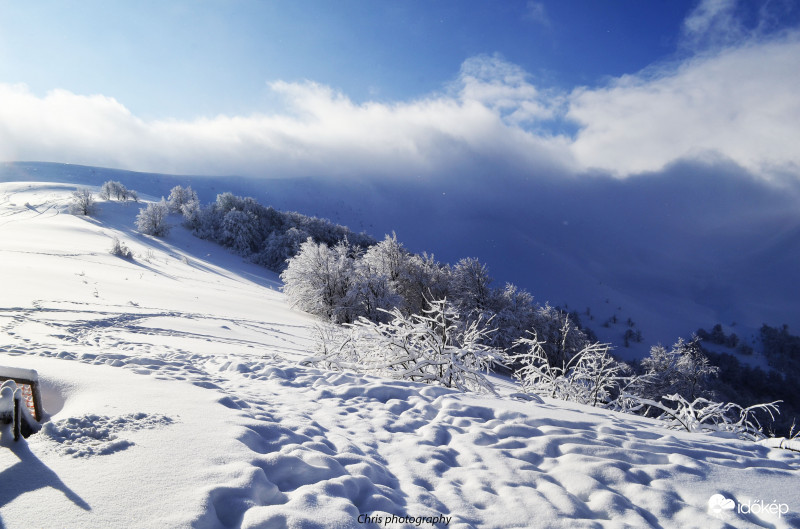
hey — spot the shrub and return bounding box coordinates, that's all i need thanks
[167,185,198,214]
[109,237,133,259]
[633,336,719,401]
[69,188,96,216]
[135,199,171,237]
[616,393,780,441]
[99,180,134,201]
[305,299,506,393]
[513,331,629,406]
[281,239,358,323]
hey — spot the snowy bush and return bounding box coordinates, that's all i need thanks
[305,299,506,393]
[167,185,198,214]
[513,329,629,406]
[69,188,96,216]
[179,194,200,222]
[529,305,592,370]
[184,191,375,272]
[254,227,308,271]
[98,181,114,200]
[617,392,780,441]
[221,208,260,255]
[398,252,452,316]
[632,336,719,402]
[281,238,359,323]
[109,237,133,259]
[135,199,171,237]
[99,180,134,201]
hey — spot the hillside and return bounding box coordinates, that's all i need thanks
[0,177,799,527]
[3,162,799,360]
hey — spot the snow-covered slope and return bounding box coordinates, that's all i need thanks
[1,178,799,528]
[250,165,800,359]
[4,161,798,358]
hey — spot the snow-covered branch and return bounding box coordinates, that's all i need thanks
[304,299,506,393]
[618,392,780,441]
[512,332,628,407]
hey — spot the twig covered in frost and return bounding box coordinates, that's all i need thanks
[618,392,780,441]
[304,299,506,393]
[512,331,628,407]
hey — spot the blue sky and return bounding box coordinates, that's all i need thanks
[0,1,696,118]
[0,0,798,180]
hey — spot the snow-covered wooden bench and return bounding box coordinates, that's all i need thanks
[0,366,44,442]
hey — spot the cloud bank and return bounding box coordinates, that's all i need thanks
[0,18,798,183]
[569,31,800,178]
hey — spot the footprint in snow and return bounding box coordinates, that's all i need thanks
[37,412,174,458]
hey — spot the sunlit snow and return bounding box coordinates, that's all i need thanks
[0,176,798,528]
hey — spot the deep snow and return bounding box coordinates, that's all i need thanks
[0,177,799,528]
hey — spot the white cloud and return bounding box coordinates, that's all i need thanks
[681,0,746,49]
[0,32,799,184]
[0,57,574,180]
[457,55,564,125]
[567,31,800,178]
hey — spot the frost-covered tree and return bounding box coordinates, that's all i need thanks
[167,185,198,214]
[98,181,112,200]
[351,256,403,323]
[69,188,96,215]
[530,306,592,372]
[451,257,492,315]
[359,233,423,315]
[396,252,451,316]
[635,336,719,401]
[214,191,238,214]
[99,180,133,201]
[135,199,171,237]
[361,233,407,283]
[179,194,201,227]
[255,227,308,271]
[487,283,538,354]
[185,191,373,273]
[221,209,259,255]
[281,238,358,323]
[306,299,505,393]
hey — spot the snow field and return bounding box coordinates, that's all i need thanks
[1,181,799,528]
[0,355,254,529]
[14,345,800,528]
